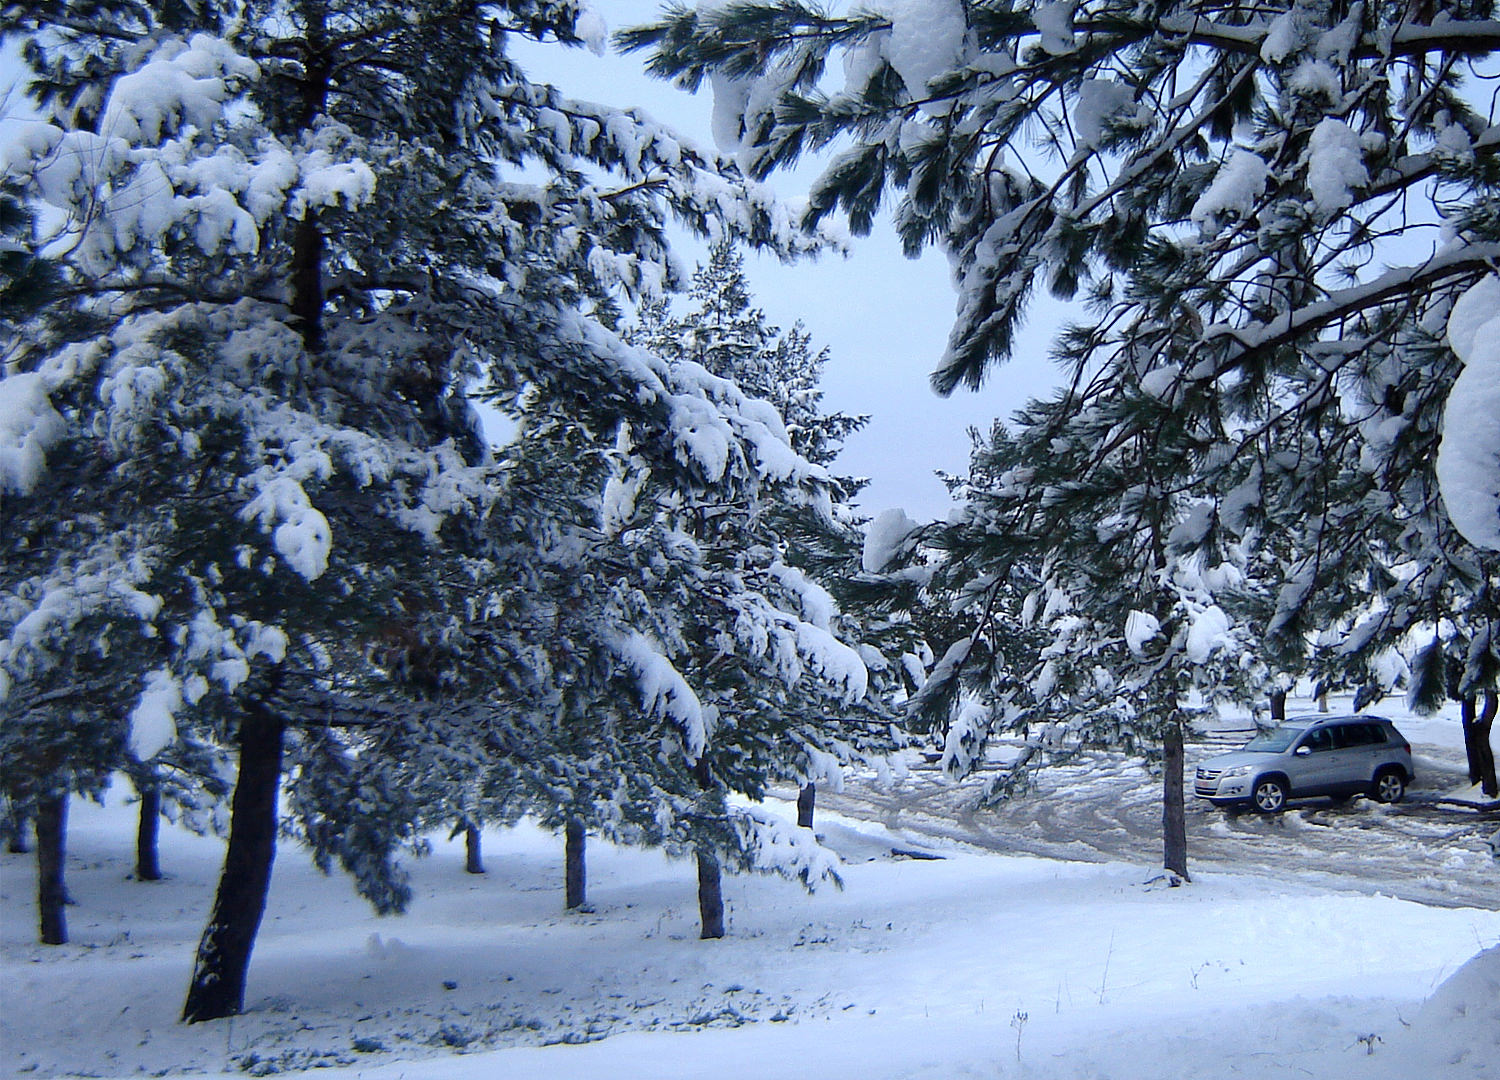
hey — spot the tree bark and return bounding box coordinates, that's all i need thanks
[696,849,725,939]
[463,822,484,875]
[182,708,284,1023]
[1462,696,1481,786]
[796,782,816,829]
[36,793,68,945]
[565,817,586,910]
[6,800,31,854]
[1476,691,1498,798]
[1269,690,1287,723]
[690,755,725,938]
[1162,721,1190,882]
[135,777,162,881]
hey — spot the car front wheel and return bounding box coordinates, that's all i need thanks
[1372,769,1406,804]
[1252,777,1288,813]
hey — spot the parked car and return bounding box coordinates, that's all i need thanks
[1194,715,1414,812]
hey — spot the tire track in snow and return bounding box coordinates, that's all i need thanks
[809,743,1498,911]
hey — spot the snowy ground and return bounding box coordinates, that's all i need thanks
[815,697,1500,911]
[2,695,1497,1079]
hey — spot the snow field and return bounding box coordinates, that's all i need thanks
[2,782,1497,1079]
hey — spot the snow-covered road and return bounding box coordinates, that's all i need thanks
[802,712,1498,911]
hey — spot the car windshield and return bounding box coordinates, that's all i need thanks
[1241,726,1305,753]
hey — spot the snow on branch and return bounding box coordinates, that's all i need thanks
[732,803,842,890]
[612,630,708,760]
[1200,242,1500,373]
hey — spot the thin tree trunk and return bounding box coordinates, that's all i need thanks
[464,822,484,875]
[135,777,162,881]
[1162,721,1190,883]
[691,755,725,939]
[1477,691,1498,798]
[796,782,816,829]
[1269,690,1287,723]
[696,849,725,939]
[182,709,284,1023]
[6,800,31,854]
[565,818,586,910]
[36,793,67,945]
[1462,696,1482,786]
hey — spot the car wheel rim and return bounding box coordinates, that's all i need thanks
[1255,784,1282,811]
[1377,775,1402,802]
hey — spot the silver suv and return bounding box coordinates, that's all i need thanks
[1194,715,1414,812]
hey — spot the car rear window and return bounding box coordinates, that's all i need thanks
[1336,723,1382,747]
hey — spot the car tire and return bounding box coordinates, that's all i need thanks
[1252,777,1288,813]
[1372,768,1406,804]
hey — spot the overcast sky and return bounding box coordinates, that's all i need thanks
[511,3,1070,522]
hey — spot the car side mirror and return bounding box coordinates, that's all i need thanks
[1294,745,1311,756]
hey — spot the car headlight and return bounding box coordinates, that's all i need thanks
[1219,765,1253,778]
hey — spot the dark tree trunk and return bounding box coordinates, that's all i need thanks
[36,793,68,945]
[565,818,587,910]
[135,777,162,881]
[1269,690,1287,723]
[182,709,284,1023]
[290,4,329,352]
[6,801,31,854]
[690,756,725,938]
[290,214,325,352]
[796,783,816,829]
[1162,722,1190,883]
[464,822,484,875]
[696,849,725,939]
[1476,692,1498,798]
[1462,696,1481,786]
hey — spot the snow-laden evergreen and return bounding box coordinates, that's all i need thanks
[1,0,863,1010]
[626,0,1500,875]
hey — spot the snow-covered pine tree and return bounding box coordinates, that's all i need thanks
[3,0,840,1015]
[628,1,1500,842]
[618,240,895,934]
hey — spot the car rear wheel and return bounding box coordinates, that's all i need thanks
[1372,769,1406,804]
[1252,777,1287,813]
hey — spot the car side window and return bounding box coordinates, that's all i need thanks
[1303,727,1337,752]
[1331,724,1362,748]
[1349,723,1381,747]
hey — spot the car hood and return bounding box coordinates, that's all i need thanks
[1198,750,1278,772]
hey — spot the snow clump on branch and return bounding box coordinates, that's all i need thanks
[1436,274,1500,550]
